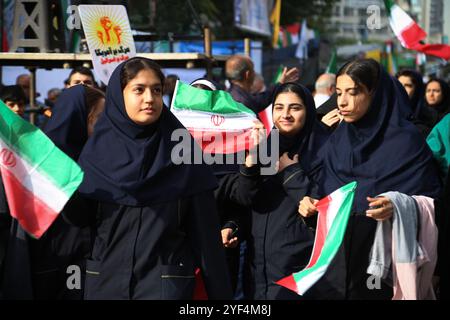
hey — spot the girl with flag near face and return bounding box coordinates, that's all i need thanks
[62,58,232,300]
[298,58,442,299]
[226,82,329,300]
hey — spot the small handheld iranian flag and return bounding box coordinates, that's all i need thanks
[277,181,357,295]
[0,101,84,239]
[171,81,258,154]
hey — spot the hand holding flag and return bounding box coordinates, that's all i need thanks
[277,181,357,295]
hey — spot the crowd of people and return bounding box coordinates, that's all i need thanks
[0,54,449,300]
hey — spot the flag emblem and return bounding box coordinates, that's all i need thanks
[0,148,16,168]
[211,115,225,127]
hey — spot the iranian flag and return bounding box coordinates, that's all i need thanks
[276,23,301,48]
[385,0,450,60]
[277,181,357,295]
[171,81,259,154]
[0,101,84,239]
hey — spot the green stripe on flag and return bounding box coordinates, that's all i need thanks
[325,49,337,74]
[272,65,284,84]
[292,181,357,286]
[384,0,395,15]
[0,101,84,195]
[171,81,256,116]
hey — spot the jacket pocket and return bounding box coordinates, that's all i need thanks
[161,264,195,300]
[84,259,101,300]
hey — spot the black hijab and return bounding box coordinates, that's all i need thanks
[269,82,329,173]
[407,70,439,134]
[42,85,88,161]
[77,57,217,206]
[319,62,441,212]
[425,78,450,123]
[406,70,426,120]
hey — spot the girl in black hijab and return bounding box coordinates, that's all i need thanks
[227,82,329,300]
[65,57,232,300]
[396,69,435,136]
[425,78,450,124]
[299,59,441,299]
[1,85,105,299]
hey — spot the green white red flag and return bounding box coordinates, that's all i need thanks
[277,181,357,295]
[0,100,84,239]
[384,0,450,60]
[170,81,260,154]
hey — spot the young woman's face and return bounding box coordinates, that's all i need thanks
[5,100,25,117]
[273,91,306,137]
[123,69,163,126]
[336,74,372,123]
[426,81,443,106]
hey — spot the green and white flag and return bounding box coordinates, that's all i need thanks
[277,181,357,295]
[171,81,258,154]
[0,101,84,239]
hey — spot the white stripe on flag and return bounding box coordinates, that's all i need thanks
[326,191,344,231]
[0,141,69,212]
[171,109,256,131]
[296,265,327,295]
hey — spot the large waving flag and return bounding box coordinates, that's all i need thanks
[0,101,84,239]
[384,0,450,60]
[171,81,258,154]
[277,181,357,295]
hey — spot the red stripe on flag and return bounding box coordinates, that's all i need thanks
[286,23,300,34]
[412,43,450,61]
[275,275,298,294]
[399,22,427,48]
[305,195,331,269]
[258,106,273,135]
[2,29,8,51]
[189,130,254,154]
[0,168,59,238]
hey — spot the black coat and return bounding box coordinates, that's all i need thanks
[435,166,450,299]
[63,191,233,300]
[0,86,95,300]
[225,163,320,300]
[214,172,251,293]
[0,177,91,300]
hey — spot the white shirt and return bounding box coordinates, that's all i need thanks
[314,93,330,109]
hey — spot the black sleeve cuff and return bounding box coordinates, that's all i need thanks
[222,220,239,230]
[239,164,261,177]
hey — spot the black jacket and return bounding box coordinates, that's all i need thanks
[0,177,91,300]
[63,191,233,300]
[224,164,319,300]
